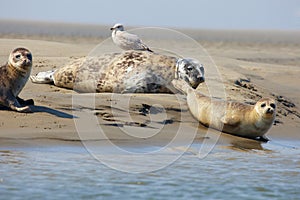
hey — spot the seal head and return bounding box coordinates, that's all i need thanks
[176,58,205,89]
[255,98,276,121]
[8,47,32,74]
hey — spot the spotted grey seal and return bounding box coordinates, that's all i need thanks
[31,50,205,93]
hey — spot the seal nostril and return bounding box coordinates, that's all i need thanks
[266,108,274,114]
[197,75,204,81]
[191,84,198,89]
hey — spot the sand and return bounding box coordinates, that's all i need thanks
[0,20,299,150]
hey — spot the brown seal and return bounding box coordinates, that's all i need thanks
[172,79,276,141]
[0,47,34,112]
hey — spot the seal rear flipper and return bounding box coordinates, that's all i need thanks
[30,70,55,84]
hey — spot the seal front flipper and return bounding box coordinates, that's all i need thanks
[13,105,32,113]
[16,96,34,106]
[0,91,32,113]
[121,88,136,94]
[220,115,241,126]
[121,85,145,93]
[256,135,269,142]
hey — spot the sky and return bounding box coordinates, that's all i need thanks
[0,0,299,30]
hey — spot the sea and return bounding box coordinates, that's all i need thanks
[0,138,299,200]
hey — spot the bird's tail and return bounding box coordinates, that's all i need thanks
[141,43,153,52]
[146,48,153,53]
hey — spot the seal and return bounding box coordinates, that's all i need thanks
[0,47,34,112]
[31,50,205,93]
[172,79,276,141]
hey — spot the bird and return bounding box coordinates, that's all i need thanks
[110,23,153,52]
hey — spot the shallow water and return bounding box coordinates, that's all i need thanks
[0,139,299,200]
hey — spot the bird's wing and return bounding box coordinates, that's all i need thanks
[119,31,150,50]
[120,31,140,42]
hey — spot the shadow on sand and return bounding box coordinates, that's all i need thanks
[0,105,77,119]
[30,105,77,119]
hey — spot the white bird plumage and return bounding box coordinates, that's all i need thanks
[110,23,153,52]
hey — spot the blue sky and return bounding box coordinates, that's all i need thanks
[1,0,299,30]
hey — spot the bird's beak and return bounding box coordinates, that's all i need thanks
[110,27,114,30]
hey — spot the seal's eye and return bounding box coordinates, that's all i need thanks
[261,103,266,108]
[270,103,276,109]
[15,54,21,59]
[27,53,32,61]
[187,66,193,71]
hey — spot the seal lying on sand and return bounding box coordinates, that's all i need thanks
[31,50,205,93]
[172,79,276,141]
[0,47,34,112]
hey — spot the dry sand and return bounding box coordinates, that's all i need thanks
[0,21,299,150]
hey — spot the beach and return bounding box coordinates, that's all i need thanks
[0,20,299,141]
[0,20,300,199]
